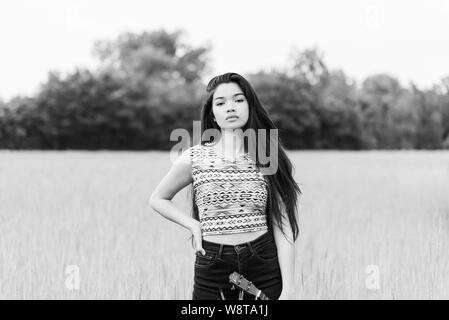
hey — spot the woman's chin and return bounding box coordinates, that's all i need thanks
[222,122,245,130]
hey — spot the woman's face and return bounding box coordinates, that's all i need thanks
[212,82,249,130]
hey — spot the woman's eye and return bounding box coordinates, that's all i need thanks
[216,99,244,106]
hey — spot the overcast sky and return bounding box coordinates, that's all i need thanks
[1,0,449,101]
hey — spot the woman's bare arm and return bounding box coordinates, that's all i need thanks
[148,148,198,232]
[273,209,297,299]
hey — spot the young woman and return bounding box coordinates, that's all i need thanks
[149,72,302,300]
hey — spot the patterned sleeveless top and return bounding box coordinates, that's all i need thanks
[189,142,269,236]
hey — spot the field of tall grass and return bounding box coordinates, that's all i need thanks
[1,150,448,299]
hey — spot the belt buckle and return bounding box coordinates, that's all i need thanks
[235,244,246,253]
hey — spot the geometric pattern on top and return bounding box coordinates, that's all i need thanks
[190,142,268,236]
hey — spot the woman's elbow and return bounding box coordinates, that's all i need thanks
[148,193,159,210]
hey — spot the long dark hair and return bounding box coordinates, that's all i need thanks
[189,72,302,242]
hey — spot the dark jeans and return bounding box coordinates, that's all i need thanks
[192,230,283,300]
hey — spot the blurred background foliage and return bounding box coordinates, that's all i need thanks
[1,28,449,150]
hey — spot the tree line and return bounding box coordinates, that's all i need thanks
[1,29,448,150]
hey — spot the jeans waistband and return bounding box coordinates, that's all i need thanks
[201,230,274,256]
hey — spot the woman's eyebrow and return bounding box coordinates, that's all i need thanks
[214,93,244,101]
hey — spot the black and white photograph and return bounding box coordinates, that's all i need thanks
[1,0,449,302]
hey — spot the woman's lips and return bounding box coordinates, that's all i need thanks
[226,116,239,121]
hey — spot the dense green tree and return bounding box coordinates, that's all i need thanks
[1,29,448,150]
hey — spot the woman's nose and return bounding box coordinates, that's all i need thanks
[226,101,236,110]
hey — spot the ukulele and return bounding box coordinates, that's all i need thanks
[228,271,270,300]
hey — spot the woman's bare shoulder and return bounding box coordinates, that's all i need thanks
[173,146,194,166]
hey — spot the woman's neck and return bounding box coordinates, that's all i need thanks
[215,129,245,158]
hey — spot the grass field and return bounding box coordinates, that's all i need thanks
[1,150,449,299]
